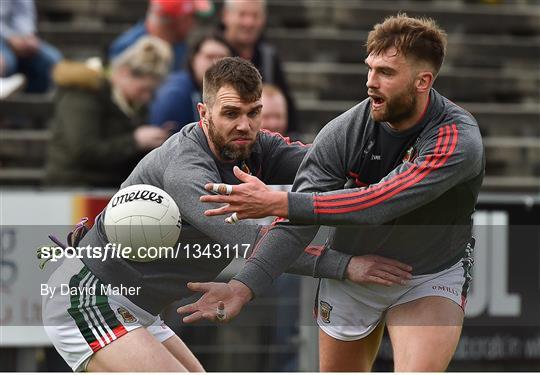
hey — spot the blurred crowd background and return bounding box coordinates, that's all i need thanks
[0,0,538,372]
[0,0,539,190]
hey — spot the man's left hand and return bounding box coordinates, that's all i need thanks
[177,280,253,323]
[200,166,288,220]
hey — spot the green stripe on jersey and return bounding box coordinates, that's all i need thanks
[95,280,124,333]
[67,266,96,345]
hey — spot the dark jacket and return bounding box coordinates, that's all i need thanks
[249,40,298,133]
[148,70,200,132]
[45,61,145,187]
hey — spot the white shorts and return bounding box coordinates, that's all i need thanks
[316,256,473,342]
[42,257,175,372]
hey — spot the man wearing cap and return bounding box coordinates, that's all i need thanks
[109,0,212,71]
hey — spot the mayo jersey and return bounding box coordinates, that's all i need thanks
[235,89,485,297]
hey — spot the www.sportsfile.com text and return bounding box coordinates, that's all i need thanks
[38,242,252,262]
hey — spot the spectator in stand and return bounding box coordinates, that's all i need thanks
[46,36,172,188]
[149,31,233,132]
[261,83,288,135]
[221,0,297,133]
[0,0,62,93]
[109,0,212,71]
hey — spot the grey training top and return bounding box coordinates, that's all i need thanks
[80,122,352,314]
[235,89,485,297]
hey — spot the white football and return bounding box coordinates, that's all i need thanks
[103,184,181,262]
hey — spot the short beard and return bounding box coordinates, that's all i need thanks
[207,116,254,161]
[372,82,417,124]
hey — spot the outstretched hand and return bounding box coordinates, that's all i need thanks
[200,166,288,221]
[177,280,253,324]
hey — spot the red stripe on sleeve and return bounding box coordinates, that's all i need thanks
[314,125,457,214]
[314,126,448,203]
[314,125,448,207]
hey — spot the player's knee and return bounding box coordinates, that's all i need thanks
[394,354,451,372]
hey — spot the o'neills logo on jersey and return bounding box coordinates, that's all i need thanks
[111,189,164,207]
[319,300,333,324]
[432,285,459,297]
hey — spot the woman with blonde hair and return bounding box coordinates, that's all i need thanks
[46,36,172,187]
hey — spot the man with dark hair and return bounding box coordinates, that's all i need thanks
[181,14,485,372]
[42,57,412,372]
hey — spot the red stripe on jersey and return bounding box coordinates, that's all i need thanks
[316,127,456,214]
[314,125,457,214]
[304,245,324,256]
[315,124,447,203]
[314,125,456,214]
[259,128,310,147]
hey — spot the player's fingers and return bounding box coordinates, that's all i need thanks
[177,302,197,314]
[372,269,407,285]
[205,183,233,195]
[200,194,233,204]
[375,256,413,271]
[186,282,212,293]
[183,311,205,324]
[204,205,235,217]
[232,166,256,182]
[378,264,413,280]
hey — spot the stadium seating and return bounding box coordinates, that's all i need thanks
[1,0,538,190]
